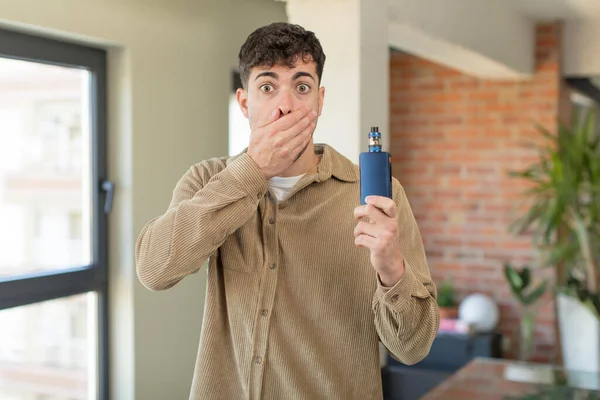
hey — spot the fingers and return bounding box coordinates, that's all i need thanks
[258,106,308,130]
[354,220,382,239]
[355,234,378,249]
[353,204,388,225]
[353,200,398,250]
[258,108,282,129]
[259,107,316,147]
[281,109,317,137]
[354,224,395,251]
[365,196,397,219]
[272,107,315,132]
[286,119,316,155]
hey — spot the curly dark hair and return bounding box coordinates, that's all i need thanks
[238,22,326,89]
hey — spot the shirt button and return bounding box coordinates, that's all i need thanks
[391,294,400,303]
[260,309,268,317]
[268,217,275,225]
[254,356,263,365]
[269,263,277,270]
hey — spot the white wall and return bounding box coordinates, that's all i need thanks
[0,0,286,399]
[564,20,600,77]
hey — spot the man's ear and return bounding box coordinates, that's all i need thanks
[236,87,249,118]
[318,86,325,116]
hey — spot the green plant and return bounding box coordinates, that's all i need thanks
[504,263,548,361]
[504,263,548,307]
[561,274,600,319]
[437,279,457,308]
[509,110,600,316]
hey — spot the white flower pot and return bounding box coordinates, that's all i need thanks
[557,292,600,389]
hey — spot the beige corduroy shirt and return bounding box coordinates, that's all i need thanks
[135,144,439,400]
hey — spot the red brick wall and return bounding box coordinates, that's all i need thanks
[390,24,566,362]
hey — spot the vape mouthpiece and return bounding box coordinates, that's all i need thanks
[368,127,382,152]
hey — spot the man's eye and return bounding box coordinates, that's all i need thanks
[260,84,274,93]
[297,84,310,93]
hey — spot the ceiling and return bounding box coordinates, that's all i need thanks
[279,0,600,21]
[513,0,600,20]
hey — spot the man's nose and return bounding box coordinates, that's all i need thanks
[277,88,294,115]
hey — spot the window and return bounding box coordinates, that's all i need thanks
[229,71,251,156]
[567,77,600,133]
[0,28,109,400]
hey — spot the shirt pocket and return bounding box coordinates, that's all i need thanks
[218,227,263,274]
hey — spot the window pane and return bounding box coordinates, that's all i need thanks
[0,293,97,400]
[228,93,251,156]
[0,58,93,278]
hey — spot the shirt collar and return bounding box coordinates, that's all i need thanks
[314,144,358,183]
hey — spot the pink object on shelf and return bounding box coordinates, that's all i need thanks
[438,318,472,334]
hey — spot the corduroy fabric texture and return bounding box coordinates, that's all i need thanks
[135,144,439,400]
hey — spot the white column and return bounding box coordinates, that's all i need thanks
[564,20,600,76]
[286,0,390,164]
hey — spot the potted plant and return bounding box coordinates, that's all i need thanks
[504,263,548,361]
[508,109,600,373]
[437,278,459,319]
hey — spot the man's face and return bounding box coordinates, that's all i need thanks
[237,59,325,132]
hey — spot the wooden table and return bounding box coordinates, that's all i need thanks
[421,357,600,399]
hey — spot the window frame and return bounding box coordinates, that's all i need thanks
[0,27,109,400]
[566,77,600,105]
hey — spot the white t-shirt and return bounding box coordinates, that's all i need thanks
[268,174,305,202]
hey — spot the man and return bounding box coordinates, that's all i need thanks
[136,22,439,400]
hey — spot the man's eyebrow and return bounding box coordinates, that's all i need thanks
[292,71,315,82]
[254,71,278,81]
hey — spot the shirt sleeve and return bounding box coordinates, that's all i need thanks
[135,153,268,291]
[371,182,440,365]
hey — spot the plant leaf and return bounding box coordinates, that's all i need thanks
[522,280,548,305]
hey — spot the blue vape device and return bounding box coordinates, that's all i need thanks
[359,127,392,205]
